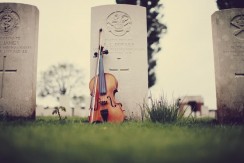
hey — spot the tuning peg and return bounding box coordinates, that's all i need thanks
[103,50,109,55]
[93,52,98,58]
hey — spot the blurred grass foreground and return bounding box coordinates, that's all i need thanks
[0,117,243,163]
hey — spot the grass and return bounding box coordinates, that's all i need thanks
[144,96,183,123]
[0,117,243,163]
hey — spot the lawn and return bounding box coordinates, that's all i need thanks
[0,117,243,163]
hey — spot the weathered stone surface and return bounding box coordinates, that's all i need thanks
[0,3,39,119]
[212,8,244,123]
[90,5,148,119]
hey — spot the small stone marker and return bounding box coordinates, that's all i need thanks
[178,96,204,117]
[90,5,148,119]
[0,3,39,119]
[212,8,244,122]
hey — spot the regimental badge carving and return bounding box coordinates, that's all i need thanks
[0,7,20,36]
[230,14,244,39]
[106,11,132,36]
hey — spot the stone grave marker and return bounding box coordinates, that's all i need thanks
[212,8,244,122]
[0,3,39,119]
[178,96,204,117]
[90,5,148,119]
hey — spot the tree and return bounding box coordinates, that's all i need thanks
[38,63,84,101]
[217,0,244,9]
[116,0,167,88]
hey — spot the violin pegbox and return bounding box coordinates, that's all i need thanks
[101,46,109,55]
[93,48,108,58]
[93,52,98,58]
[102,49,109,55]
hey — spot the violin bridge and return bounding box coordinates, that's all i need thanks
[99,100,108,105]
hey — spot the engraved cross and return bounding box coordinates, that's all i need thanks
[235,60,244,78]
[235,73,244,78]
[0,56,17,98]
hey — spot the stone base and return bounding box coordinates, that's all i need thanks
[0,110,35,121]
[217,108,244,124]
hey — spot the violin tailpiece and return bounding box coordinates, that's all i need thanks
[100,109,108,122]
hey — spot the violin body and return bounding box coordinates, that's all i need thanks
[89,73,125,123]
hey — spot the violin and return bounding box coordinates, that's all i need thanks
[89,28,125,123]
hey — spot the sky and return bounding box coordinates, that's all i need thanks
[1,0,218,109]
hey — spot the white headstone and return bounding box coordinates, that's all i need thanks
[90,5,148,119]
[212,9,244,122]
[0,3,39,119]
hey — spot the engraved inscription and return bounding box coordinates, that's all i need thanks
[104,39,135,55]
[109,68,130,72]
[230,14,244,39]
[106,11,132,36]
[104,38,145,56]
[222,42,244,76]
[0,7,20,36]
[109,58,129,72]
[223,42,244,56]
[0,36,31,54]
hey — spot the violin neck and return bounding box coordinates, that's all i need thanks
[99,48,107,95]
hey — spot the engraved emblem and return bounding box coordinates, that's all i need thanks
[106,11,132,36]
[230,14,244,39]
[0,7,20,36]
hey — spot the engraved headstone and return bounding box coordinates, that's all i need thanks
[0,3,39,119]
[90,5,148,119]
[212,8,244,122]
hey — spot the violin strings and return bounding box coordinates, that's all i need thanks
[99,54,107,95]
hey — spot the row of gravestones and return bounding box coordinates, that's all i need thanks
[0,3,148,120]
[0,3,243,122]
